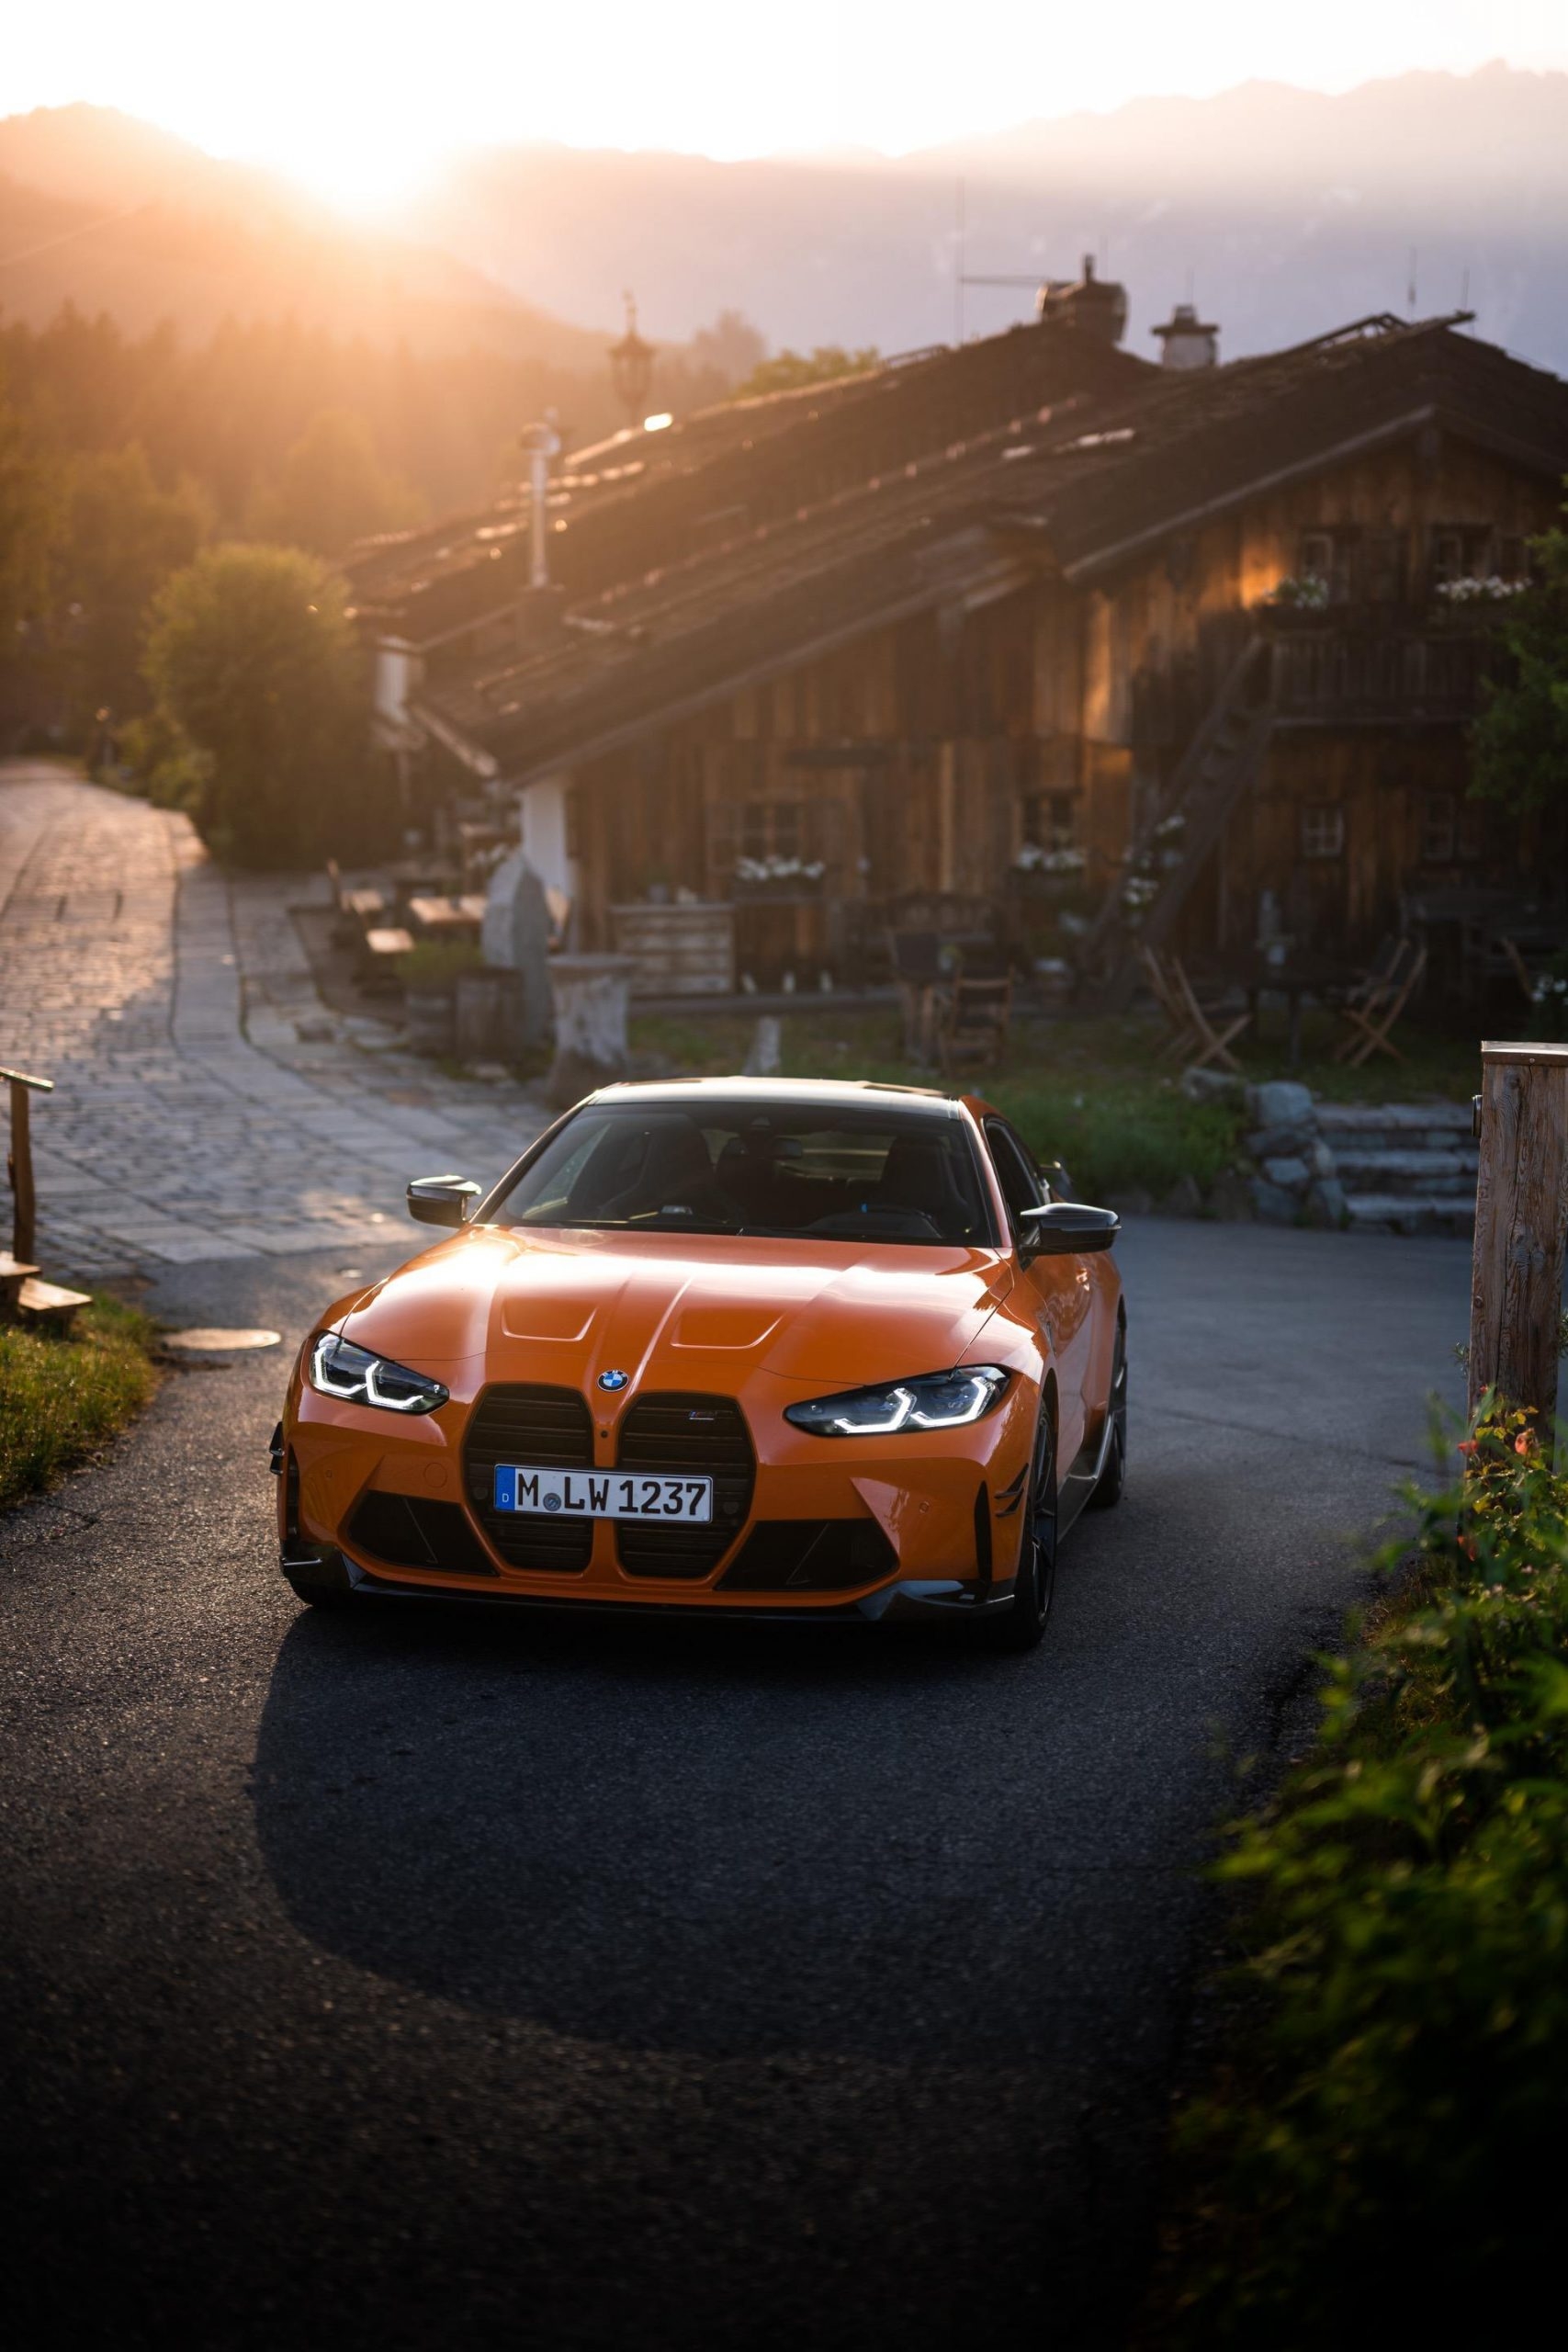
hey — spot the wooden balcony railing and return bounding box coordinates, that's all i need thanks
[1268,621,1490,726]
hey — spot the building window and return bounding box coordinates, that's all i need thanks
[1301,804,1345,860]
[1421,790,1484,863]
[1429,525,1495,588]
[739,799,805,863]
[1298,528,1360,604]
[1420,791,1456,863]
[1021,791,1077,851]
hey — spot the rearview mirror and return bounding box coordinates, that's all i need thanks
[1019,1201,1119,1254]
[407,1174,482,1228]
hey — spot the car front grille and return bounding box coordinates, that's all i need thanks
[614,1393,755,1578]
[718,1518,896,1593]
[464,1384,595,1573]
[347,1491,498,1577]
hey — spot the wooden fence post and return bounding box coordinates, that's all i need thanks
[1468,1041,1568,1436]
[3,1065,56,1268]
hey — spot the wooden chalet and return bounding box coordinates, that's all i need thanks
[346,286,1568,998]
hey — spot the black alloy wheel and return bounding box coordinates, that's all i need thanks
[1089,1323,1128,1510]
[985,1402,1057,1653]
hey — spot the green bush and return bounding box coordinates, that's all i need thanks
[990,1076,1240,1203]
[1167,1406,1568,2338]
[0,1296,160,1508]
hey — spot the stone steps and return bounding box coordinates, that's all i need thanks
[1332,1145,1477,1193]
[1237,1086,1479,1235]
[1343,1192,1476,1238]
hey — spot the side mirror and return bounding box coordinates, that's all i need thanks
[407,1174,482,1228]
[1019,1201,1120,1255]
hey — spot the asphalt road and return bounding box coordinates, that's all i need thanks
[1,1219,1469,2351]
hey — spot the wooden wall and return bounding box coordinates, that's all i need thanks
[564,427,1561,976]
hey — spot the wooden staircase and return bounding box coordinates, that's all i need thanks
[1082,637,1274,1011]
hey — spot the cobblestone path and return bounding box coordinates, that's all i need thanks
[0,763,547,1283]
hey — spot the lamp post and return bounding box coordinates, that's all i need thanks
[609,290,655,431]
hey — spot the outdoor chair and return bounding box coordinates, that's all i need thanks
[889,928,945,1063]
[1141,946,1249,1072]
[942,969,1012,1076]
[1139,944,1200,1059]
[1332,936,1427,1066]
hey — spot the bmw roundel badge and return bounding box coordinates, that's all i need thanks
[597,1368,630,1393]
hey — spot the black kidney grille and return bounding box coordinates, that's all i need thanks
[614,1394,755,1578]
[719,1519,896,1593]
[464,1384,595,1573]
[348,1491,498,1578]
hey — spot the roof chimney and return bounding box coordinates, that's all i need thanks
[1037,254,1129,345]
[519,421,562,589]
[1153,301,1220,370]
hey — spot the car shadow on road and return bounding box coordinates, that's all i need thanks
[251,1587,1186,2064]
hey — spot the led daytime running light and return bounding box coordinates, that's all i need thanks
[785,1365,1009,1437]
[309,1333,448,1416]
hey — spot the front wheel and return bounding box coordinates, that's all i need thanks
[984,1406,1057,1653]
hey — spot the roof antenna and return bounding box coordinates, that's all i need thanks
[1407,246,1418,311]
[1460,265,1472,324]
[955,178,965,346]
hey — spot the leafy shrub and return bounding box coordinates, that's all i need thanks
[989,1076,1241,1203]
[1167,1406,1568,2338]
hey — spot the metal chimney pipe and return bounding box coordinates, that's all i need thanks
[519,422,561,589]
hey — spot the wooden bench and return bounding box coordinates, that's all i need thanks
[360,925,414,993]
[17,1275,90,1332]
[0,1250,40,1321]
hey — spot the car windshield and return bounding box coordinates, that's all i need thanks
[492,1101,995,1248]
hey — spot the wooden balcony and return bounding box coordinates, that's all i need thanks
[1266,612,1491,727]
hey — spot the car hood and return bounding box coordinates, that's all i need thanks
[337,1226,1013,1391]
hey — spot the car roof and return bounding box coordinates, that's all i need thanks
[585,1076,961,1118]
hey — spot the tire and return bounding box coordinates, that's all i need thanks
[1089,1324,1127,1510]
[283,1553,354,1610]
[984,1403,1058,1653]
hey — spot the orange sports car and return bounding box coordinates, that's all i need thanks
[273,1079,1125,1649]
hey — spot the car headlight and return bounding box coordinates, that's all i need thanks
[308,1332,449,1416]
[784,1365,1010,1437]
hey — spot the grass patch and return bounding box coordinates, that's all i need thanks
[1157,1408,1568,2338]
[630,1006,1246,1202]
[0,1295,161,1510]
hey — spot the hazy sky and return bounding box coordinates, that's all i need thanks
[9,1,1568,202]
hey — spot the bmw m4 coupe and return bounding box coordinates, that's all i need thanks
[274,1078,1125,1649]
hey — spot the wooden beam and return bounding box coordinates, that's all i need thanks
[1468,1041,1568,1437]
[6,1074,41,1267]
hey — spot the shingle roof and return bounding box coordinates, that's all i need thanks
[345,320,1149,640]
[412,315,1568,786]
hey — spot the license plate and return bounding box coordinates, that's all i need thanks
[492,1464,714,1522]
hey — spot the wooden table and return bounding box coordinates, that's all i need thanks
[1219,952,1357,1068]
[407,894,488,935]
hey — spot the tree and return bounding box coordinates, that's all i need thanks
[247,408,423,558]
[732,345,881,401]
[0,366,57,647]
[53,444,208,725]
[1469,503,1568,815]
[142,543,374,866]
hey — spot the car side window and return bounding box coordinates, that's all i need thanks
[985,1121,1044,1240]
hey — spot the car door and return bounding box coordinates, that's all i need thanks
[984,1118,1095,1470]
